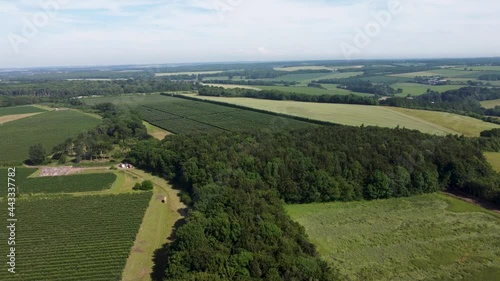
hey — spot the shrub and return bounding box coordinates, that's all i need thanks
[141,180,154,191]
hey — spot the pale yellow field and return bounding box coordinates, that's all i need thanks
[388,107,500,137]
[203,83,262,91]
[481,99,500,109]
[143,121,172,140]
[484,152,500,173]
[389,71,441,78]
[0,113,44,125]
[155,71,223,76]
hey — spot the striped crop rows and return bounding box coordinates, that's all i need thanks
[0,192,152,281]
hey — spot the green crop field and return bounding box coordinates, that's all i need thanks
[265,71,362,84]
[188,96,499,136]
[138,96,317,134]
[81,93,176,106]
[484,152,500,172]
[0,110,100,164]
[468,66,500,71]
[391,83,464,96]
[274,66,335,71]
[0,105,46,116]
[0,192,151,281]
[286,193,500,281]
[155,71,223,76]
[391,69,487,79]
[359,75,411,84]
[481,99,500,109]
[0,168,117,195]
[254,85,363,96]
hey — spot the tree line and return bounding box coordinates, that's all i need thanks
[312,78,397,96]
[202,79,299,86]
[0,79,194,107]
[198,86,379,105]
[51,103,149,163]
[126,125,500,280]
[381,87,500,121]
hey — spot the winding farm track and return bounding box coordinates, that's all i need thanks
[121,169,186,281]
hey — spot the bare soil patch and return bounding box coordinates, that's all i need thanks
[0,113,43,125]
[39,166,84,177]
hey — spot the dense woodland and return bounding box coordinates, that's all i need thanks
[51,103,149,163]
[0,79,194,106]
[127,126,500,280]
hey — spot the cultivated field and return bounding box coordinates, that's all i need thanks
[286,193,500,281]
[0,113,44,125]
[203,83,262,91]
[255,85,358,96]
[0,110,100,164]
[391,83,463,96]
[138,96,317,134]
[484,152,500,172]
[390,69,485,79]
[81,93,174,106]
[265,71,362,84]
[187,96,493,136]
[0,105,46,116]
[0,168,118,195]
[155,71,223,76]
[481,99,500,109]
[0,193,151,281]
[387,107,500,137]
[274,66,335,71]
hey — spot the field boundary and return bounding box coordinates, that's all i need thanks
[173,94,341,127]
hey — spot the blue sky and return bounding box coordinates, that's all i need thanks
[0,0,499,68]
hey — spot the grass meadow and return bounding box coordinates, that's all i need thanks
[387,107,500,137]
[255,85,359,96]
[481,99,500,109]
[0,110,100,164]
[484,152,500,172]
[265,71,362,84]
[391,83,464,97]
[286,193,500,281]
